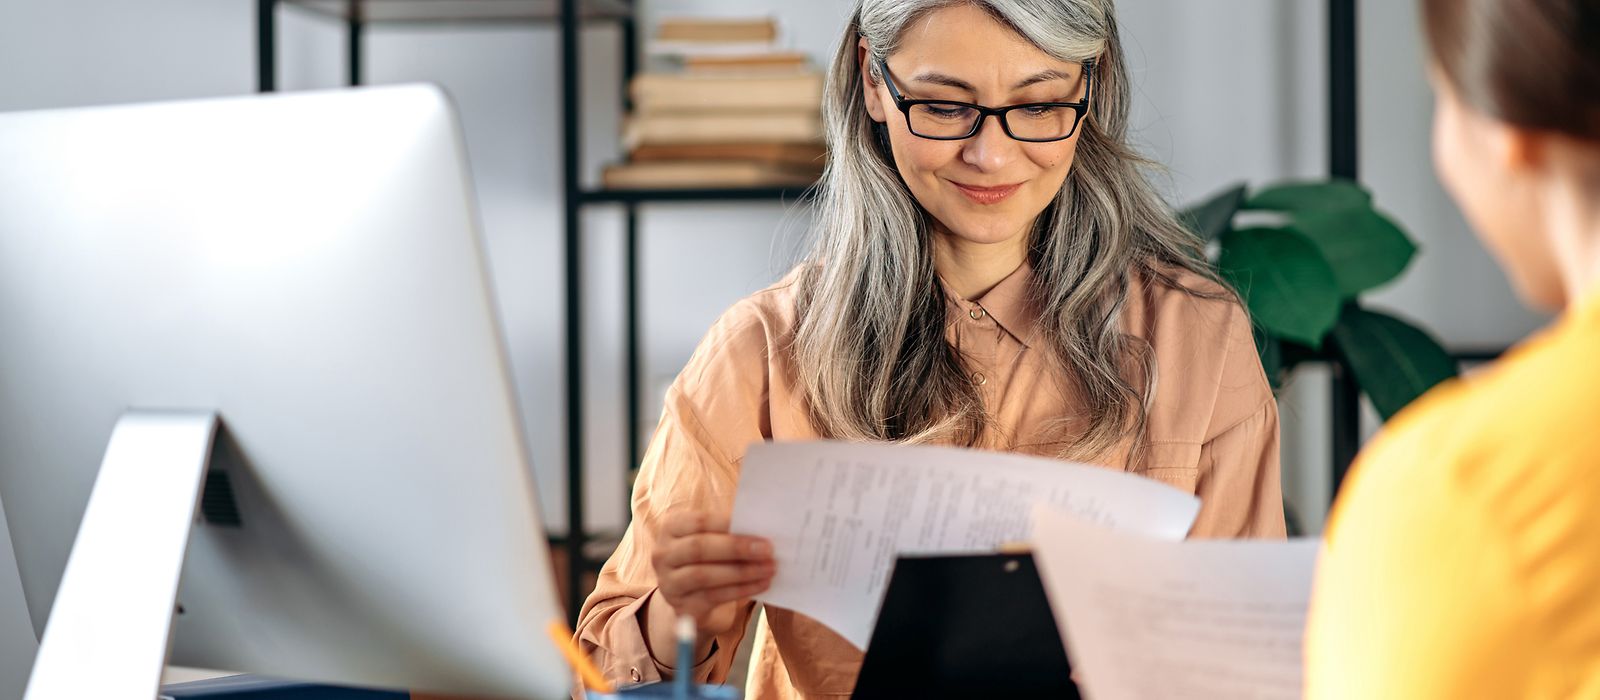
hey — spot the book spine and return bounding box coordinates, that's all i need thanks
[631,76,823,113]
[625,114,823,147]
[655,18,777,43]
[645,41,782,58]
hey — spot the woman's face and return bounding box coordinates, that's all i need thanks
[1431,72,1564,308]
[860,4,1089,250]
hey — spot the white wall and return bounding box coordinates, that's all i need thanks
[0,0,1544,637]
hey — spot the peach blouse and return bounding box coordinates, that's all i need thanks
[577,261,1284,699]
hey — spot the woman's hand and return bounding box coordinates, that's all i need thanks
[647,511,774,659]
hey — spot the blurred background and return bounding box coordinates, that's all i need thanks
[0,0,1548,634]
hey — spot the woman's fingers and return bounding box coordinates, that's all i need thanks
[658,560,775,601]
[648,511,776,635]
[657,533,772,568]
[652,511,776,623]
[662,511,731,538]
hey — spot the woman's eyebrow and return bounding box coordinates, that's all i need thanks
[1012,69,1078,90]
[910,71,977,92]
[909,68,1081,93]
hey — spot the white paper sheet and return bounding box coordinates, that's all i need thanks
[729,441,1201,648]
[1031,506,1320,700]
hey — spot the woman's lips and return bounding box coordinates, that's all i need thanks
[950,180,1023,205]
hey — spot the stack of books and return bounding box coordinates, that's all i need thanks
[602,17,827,190]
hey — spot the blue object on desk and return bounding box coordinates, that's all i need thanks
[673,615,695,700]
[159,674,407,699]
[592,682,742,699]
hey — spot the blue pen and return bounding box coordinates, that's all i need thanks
[674,614,695,700]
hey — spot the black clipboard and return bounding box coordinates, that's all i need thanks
[850,553,1081,699]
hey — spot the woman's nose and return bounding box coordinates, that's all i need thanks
[960,114,1017,173]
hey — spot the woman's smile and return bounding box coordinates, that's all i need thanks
[948,179,1024,205]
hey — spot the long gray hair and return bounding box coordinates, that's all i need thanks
[792,0,1227,464]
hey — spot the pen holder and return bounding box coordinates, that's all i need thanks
[590,683,742,699]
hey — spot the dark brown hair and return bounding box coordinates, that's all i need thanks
[1422,0,1600,141]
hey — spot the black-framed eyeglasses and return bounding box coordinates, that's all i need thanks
[874,56,1094,143]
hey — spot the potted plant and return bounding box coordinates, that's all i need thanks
[1180,179,1457,421]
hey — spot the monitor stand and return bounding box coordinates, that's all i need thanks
[24,411,217,700]
[1,466,39,700]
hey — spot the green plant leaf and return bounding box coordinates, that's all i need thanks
[1331,306,1459,421]
[1291,208,1418,297]
[1244,179,1371,212]
[1178,182,1247,241]
[1217,227,1342,346]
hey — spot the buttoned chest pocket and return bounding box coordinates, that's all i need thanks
[1133,442,1202,494]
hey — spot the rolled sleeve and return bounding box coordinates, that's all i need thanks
[574,399,756,688]
[578,584,661,686]
[575,588,721,688]
[575,303,775,689]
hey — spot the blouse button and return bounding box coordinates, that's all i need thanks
[973,372,987,386]
[969,307,985,320]
[630,667,642,684]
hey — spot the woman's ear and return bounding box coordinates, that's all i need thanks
[1490,119,1549,183]
[858,38,888,124]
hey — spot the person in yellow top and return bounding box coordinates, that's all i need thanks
[1304,0,1600,697]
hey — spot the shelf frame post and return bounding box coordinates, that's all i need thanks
[558,0,588,625]
[257,0,277,93]
[1328,0,1362,497]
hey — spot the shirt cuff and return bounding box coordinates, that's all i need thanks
[648,628,719,682]
[640,590,720,683]
[600,589,719,687]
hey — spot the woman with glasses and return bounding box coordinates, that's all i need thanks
[577,1,1284,696]
[1305,0,1600,696]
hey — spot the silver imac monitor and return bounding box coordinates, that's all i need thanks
[0,85,570,699]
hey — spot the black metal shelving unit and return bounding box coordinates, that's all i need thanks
[255,0,816,622]
[1326,0,1363,497]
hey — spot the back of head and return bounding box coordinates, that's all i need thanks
[1422,0,1600,142]
[1421,0,1600,309]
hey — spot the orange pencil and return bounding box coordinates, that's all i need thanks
[547,620,616,694]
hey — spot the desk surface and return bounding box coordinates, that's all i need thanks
[164,666,242,685]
